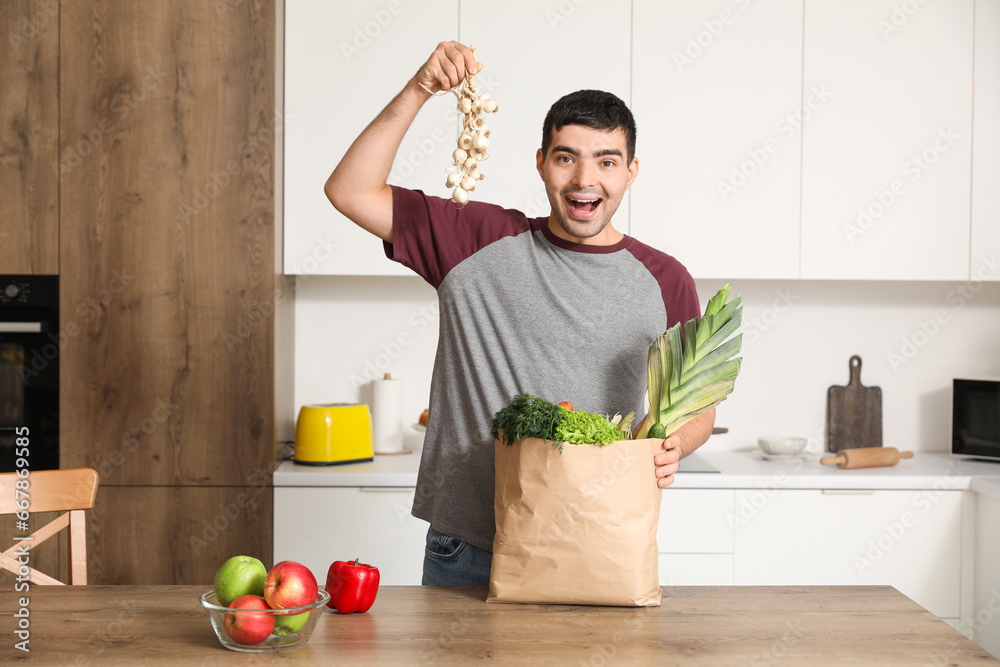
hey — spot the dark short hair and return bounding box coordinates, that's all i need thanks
[540,90,637,163]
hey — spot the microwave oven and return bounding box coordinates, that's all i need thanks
[953,379,1000,461]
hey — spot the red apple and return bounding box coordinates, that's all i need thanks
[223,595,274,645]
[263,561,318,610]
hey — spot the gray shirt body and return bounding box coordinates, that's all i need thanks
[387,186,699,552]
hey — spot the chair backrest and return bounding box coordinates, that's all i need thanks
[0,468,99,585]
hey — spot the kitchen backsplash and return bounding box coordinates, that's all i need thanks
[292,275,1000,454]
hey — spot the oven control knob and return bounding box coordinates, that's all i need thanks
[4,284,19,299]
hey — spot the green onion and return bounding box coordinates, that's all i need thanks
[637,284,743,439]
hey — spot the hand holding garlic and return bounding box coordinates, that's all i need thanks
[443,48,498,206]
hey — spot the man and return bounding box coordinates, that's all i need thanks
[325,41,714,586]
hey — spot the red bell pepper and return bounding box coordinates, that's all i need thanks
[325,558,379,613]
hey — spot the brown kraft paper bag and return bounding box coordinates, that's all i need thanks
[487,437,663,606]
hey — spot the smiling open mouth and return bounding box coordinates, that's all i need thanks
[565,195,602,215]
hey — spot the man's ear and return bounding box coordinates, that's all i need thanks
[625,156,639,190]
[536,147,545,180]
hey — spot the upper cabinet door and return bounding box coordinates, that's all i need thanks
[972,0,1000,280]
[458,0,631,226]
[283,0,457,276]
[630,0,804,280]
[800,0,974,280]
[0,2,59,275]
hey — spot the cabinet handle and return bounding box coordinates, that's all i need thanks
[821,489,876,495]
[0,322,43,333]
[359,487,415,493]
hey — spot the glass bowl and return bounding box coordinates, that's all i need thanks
[199,589,330,653]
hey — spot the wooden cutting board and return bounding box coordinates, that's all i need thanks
[826,355,882,452]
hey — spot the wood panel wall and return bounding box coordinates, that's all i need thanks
[56,0,276,584]
[0,0,60,274]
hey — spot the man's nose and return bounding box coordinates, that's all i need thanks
[571,161,598,188]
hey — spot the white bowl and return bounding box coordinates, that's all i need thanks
[758,436,807,456]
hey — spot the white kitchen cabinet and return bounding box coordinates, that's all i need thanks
[458,0,631,222]
[283,0,457,275]
[972,0,1000,280]
[974,491,1000,658]
[658,489,734,553]
[733,489,963,619]
[273,487,428,586]
[630,0,803,279]
[273,486,736,587]
[800,0,974,280]
[658,489,735,585]
[659,554,735,586]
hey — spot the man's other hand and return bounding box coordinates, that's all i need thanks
[653,435,682,488]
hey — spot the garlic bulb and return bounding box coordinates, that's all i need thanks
[444,48,499,207]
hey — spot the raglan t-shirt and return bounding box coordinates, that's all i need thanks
[385,185,700,553]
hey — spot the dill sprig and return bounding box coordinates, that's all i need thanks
[490,394,566,447]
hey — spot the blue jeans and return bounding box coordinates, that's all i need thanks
[422,526,492,586]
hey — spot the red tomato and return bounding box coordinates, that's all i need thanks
[558,402,573,411]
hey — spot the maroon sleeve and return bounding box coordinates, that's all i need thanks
[384,186,532,288]
[626,239,701,328]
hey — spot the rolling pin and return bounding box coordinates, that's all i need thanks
[821,447,913,469]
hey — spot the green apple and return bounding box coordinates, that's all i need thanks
[214,555,267,607]
[273,610,309,636]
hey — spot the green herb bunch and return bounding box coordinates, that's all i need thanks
[490,394,566,447]
[490,394,629,450]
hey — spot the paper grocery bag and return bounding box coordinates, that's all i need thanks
[487,437,663,606]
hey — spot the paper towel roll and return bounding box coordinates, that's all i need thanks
[372,373,404,454]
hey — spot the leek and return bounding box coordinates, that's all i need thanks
[636,284,743,439]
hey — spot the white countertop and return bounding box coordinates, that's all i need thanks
[273,448,1000,499]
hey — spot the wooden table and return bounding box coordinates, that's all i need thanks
[3,585,997,665]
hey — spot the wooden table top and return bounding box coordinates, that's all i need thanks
[4,584,997,665]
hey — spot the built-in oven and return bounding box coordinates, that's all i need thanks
[0,275,59,472]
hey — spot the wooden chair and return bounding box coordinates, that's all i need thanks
[0,468,99,585]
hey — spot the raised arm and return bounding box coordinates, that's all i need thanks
[324,41,480,243]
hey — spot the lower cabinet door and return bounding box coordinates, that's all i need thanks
[659,554,734,586]
[274,487,428,586]
[733,489,962,618]
[974,492,1000,656]
[658,489,736,586]
[658,489,735,554]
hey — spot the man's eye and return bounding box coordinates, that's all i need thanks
[602,160,616,168]
[557,155,572,163]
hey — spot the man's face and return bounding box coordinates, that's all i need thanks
[536,123,638,245]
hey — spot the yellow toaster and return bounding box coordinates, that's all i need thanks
[293,403,374,465]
